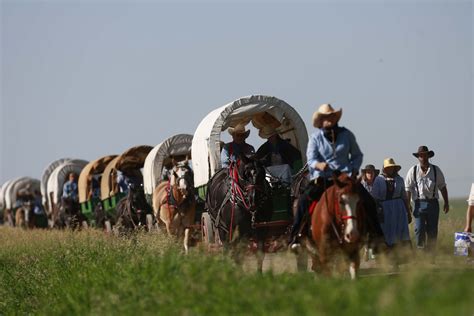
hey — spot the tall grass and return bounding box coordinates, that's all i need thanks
[1,199,473,315]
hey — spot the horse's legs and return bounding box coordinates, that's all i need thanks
[15,210,24,228]
[348,250,360,280]
[296,244,308,272]
[316,238,331,276]
[183,227,190,254]
[256,239,265,274]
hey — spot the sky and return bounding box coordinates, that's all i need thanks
[1,0,472,197]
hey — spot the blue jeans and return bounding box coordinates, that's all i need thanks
[413,199,439,251]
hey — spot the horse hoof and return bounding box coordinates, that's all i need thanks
[289,243,301,254]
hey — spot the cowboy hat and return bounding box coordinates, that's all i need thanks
[361,164,380,176]
[252,112,281,130]
[228,123,250,138]
[382,158,401,172]
[258,126,279,139]
[413,145,435,158]
[312,104,342,128]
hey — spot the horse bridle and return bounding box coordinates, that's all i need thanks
[330,188,359,244]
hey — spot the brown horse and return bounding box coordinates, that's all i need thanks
[15,201,35,229]
[153,161,195,253]
[311,173,366,279]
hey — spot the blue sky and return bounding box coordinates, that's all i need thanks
[1,0,472,196]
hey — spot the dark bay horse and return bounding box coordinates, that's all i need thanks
[153,161,196,253]
[51,197,87,229]
[310,173,366,279]
[114,184,154,234]
[206,155,272,272]
[93,201,115,232]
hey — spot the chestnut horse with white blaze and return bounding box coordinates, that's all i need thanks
[311,172,366,280]
[153,161,195,253]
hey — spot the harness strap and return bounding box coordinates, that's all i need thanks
[414,164,437,199]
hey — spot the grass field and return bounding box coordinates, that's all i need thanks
[1,199,473,315]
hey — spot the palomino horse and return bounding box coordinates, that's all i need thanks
[206,155,272,272]
[153,161,195,253]
[15,201,35,229]
[114,183,154,233]
[311,172,366,280]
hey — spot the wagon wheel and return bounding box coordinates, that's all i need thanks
[201,212,214,246]
[104,220,112,233]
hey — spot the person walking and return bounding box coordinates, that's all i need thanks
[463,183,474,233]
[405,145,449,251]
[361,164,379,194]
[372,158,412,248]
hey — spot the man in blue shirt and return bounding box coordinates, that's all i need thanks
[289,104,383,249]
[62,172,79,202]
[221,123,255,168]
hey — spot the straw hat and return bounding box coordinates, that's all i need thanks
[228,123,250,138]
[361,164,380,176]
[252,112,281,129]
[312,104,342,128]
[382,158,401,172]
[258,126,279,139]
[413,145,435,158]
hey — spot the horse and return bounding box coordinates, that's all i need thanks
[93,201,114,232]
[50,197,87,229]
[3,208,15,227]
[152,161,196,253]
[206,155,272,272]
[15,201,35,229]
[114,183,154,234]
[310,172,367,280]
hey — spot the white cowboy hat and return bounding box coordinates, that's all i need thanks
[258,126,279,139]
[312,104,342,128]
[382,158,401,173]
[228,123,250,138]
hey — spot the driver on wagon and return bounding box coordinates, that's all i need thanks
[220,123,255,168]
[62,172,79,202]
[255,126,302,172]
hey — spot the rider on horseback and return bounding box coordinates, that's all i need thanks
[289,104,384,250]
[221,123,255,168]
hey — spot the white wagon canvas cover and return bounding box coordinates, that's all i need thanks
[46,160,88,213]
[3,177,40,210]
[192,95,308,187]
[143,134,193,195]
[40,158,72,207]
[0,179,14,210]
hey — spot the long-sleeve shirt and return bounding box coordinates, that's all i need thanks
[220,142,255,168]
[307,127,363,180]
[62,180,78,201]
[405,163,446,200]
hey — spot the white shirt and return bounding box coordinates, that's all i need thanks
[405,163,446,200]
[468,183,474,206]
